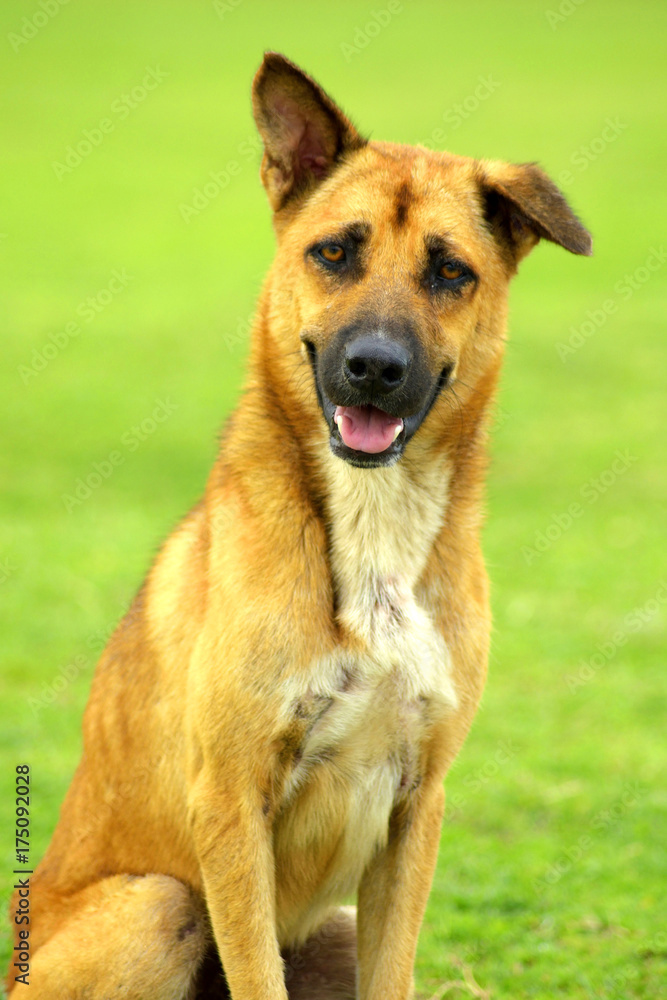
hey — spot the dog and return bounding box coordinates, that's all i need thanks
[8,52,591,999]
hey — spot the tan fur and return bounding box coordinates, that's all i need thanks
[8,53,591,999]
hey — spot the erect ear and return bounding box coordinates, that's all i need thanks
[478,160,593,265]
[251,52,366,213]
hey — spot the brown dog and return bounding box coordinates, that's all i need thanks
[9,53,591,999]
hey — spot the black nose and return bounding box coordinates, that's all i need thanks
[344,336,411,396]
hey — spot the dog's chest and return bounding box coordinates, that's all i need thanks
[282,587,455,802]
[286,457,457,786]
[273,461,456,935]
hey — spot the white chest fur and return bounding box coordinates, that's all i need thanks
[323,452,457,704]
[274,455,457,942]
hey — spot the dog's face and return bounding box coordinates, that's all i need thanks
[252,54,591,468]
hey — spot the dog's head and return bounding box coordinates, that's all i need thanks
[251,53,592,469]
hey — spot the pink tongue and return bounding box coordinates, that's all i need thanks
[334,405,403,454]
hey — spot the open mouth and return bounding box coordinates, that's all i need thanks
[334,405,404,454]
[305,342,449,469]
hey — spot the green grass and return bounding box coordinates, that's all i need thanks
[1,1,665,996]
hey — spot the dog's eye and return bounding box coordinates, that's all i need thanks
[429,258,476,294]
[319,244,345,264]
[439,262,464,281]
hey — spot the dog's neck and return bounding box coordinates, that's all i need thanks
[320,448,452,639]
[227,342,494,639]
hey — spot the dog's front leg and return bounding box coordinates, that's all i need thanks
[190,774,288,1000]
[357,778,445,1000]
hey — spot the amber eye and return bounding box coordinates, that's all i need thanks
[440,261,464,280]
[320,244,345,263]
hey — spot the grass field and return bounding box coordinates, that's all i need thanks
[1,1,665,997]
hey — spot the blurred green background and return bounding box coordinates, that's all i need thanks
[1,1,665,997]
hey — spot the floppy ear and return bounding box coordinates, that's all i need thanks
[251,52,366,212]
[478,160,593,264]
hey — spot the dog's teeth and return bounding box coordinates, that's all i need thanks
[393,424,403,441]
[335,415,343,430]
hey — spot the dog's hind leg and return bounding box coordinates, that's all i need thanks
[9,874,208,999]
[283,906,357,1000]
[194,906,358,1000]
